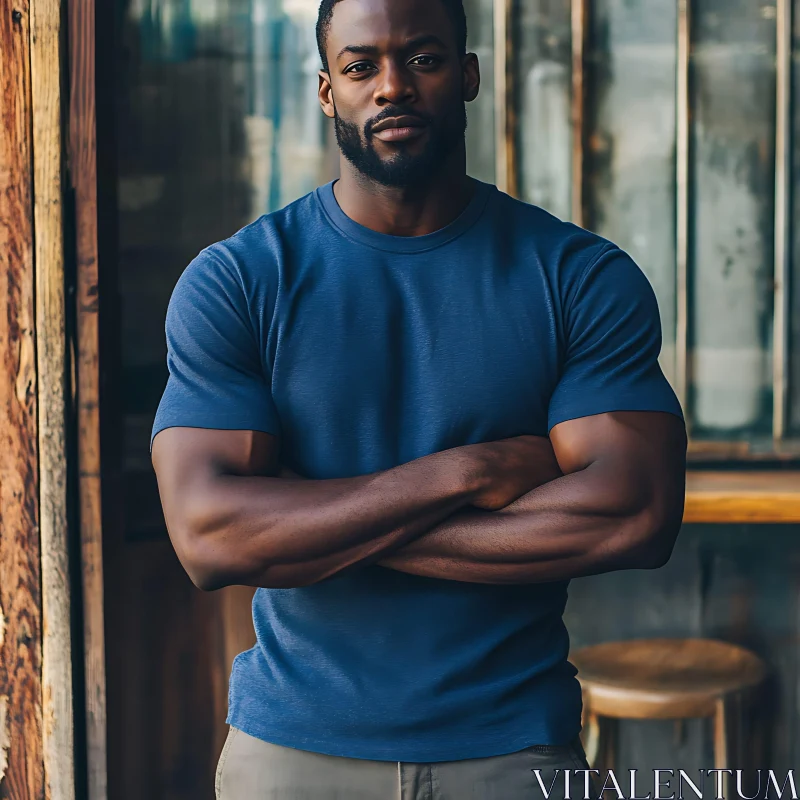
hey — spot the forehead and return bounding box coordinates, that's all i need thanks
[327,0,455,53]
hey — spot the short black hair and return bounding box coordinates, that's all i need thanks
[316,0,468,72]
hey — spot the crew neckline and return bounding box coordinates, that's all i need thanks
[314,177,494,254]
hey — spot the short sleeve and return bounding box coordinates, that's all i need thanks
[547,245,684,432]
[150,246,281,451]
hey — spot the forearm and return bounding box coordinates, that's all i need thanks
[173,448,478,590]
[377,460,681,583]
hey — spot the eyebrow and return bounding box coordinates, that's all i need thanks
[336,34,449,61]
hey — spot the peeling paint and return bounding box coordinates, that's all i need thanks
[0,695,8,785]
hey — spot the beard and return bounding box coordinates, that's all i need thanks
[334,101,467,188]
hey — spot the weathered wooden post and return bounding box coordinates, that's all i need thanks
[0,1,46,796]
[1,0,77,796]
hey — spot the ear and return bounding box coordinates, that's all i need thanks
[319,70,336,119]
[462,52,480,103]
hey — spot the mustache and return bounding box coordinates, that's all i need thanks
[364,106,433,138]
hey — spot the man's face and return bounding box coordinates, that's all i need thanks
[319,0,479,188]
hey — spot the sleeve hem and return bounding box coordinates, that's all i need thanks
[150,421,281,454]
[547,403,685,434]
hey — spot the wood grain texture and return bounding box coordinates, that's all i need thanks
[773,0,792,439]
[30,0,75,796]
[570,0,587,226]
[0,0,46,797]
[675,0,690,411]
[572,638,767,719]
[685,471,800,523]
[492,0,516,196]
[67,0,107,796]
[105,541,221,800]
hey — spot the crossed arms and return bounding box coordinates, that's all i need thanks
[151,410,686,591]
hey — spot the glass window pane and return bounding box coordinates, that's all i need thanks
[251,0,332,210]
[513,0,572,220]
[583,0,678,388]
[115,0,328,513]
[688,0,776,437]
[464,0,496,183]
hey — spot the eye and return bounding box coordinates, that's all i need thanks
[408,54,440,67]
[345,61,375,75]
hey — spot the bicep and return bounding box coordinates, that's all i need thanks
[153,427,280,480]
[152,428,280,540]
[549,411,686,518]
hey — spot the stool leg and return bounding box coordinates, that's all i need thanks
[747,687,766,770]
[599,717,617,775]
[583,713,617,776]
[714,696,731,770]
[583,711,601,768]
[714,694,745,798]
[713,698,730,799]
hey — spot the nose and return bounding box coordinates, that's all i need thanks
[373,61,416,107]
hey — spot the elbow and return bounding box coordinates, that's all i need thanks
[171,523,314,591]
[619,506,682,571]
[164,498,321,590]
[174,531,232,592]
[640,539,675,570]
[187,563,229,592]
[166,513,238,591]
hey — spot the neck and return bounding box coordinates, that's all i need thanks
[333,148,474,237]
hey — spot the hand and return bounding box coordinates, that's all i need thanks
[275,436,562,511]
[460,435,563,511]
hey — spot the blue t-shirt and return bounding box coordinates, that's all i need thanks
[152,178,682,762]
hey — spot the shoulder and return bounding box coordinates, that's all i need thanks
[489,188,612,267]
[489,188,635,299]
[210,189,320,277]
[172,189,321,305]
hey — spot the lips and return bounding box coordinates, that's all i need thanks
[370,115,427,134]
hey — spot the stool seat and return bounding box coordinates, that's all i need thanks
[571,638,769,773]
[571,638,768,719]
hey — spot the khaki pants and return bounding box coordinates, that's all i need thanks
[216,726,598,799]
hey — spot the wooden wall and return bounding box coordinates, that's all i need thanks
[0,0,44,796]
[1,0,76,796]
[104,539,255,800]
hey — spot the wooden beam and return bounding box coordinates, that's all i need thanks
[773,0,792,440]
[30,0,76,796]
[570,0,587,227]
[0,0,46,797]
[684,471,800,524]
[493,0,517,196]
[675,0,691,413]
[68,0,108,796]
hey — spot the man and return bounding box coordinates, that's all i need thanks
[150,0,686,796]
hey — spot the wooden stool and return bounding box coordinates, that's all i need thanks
[571,638,768,774]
